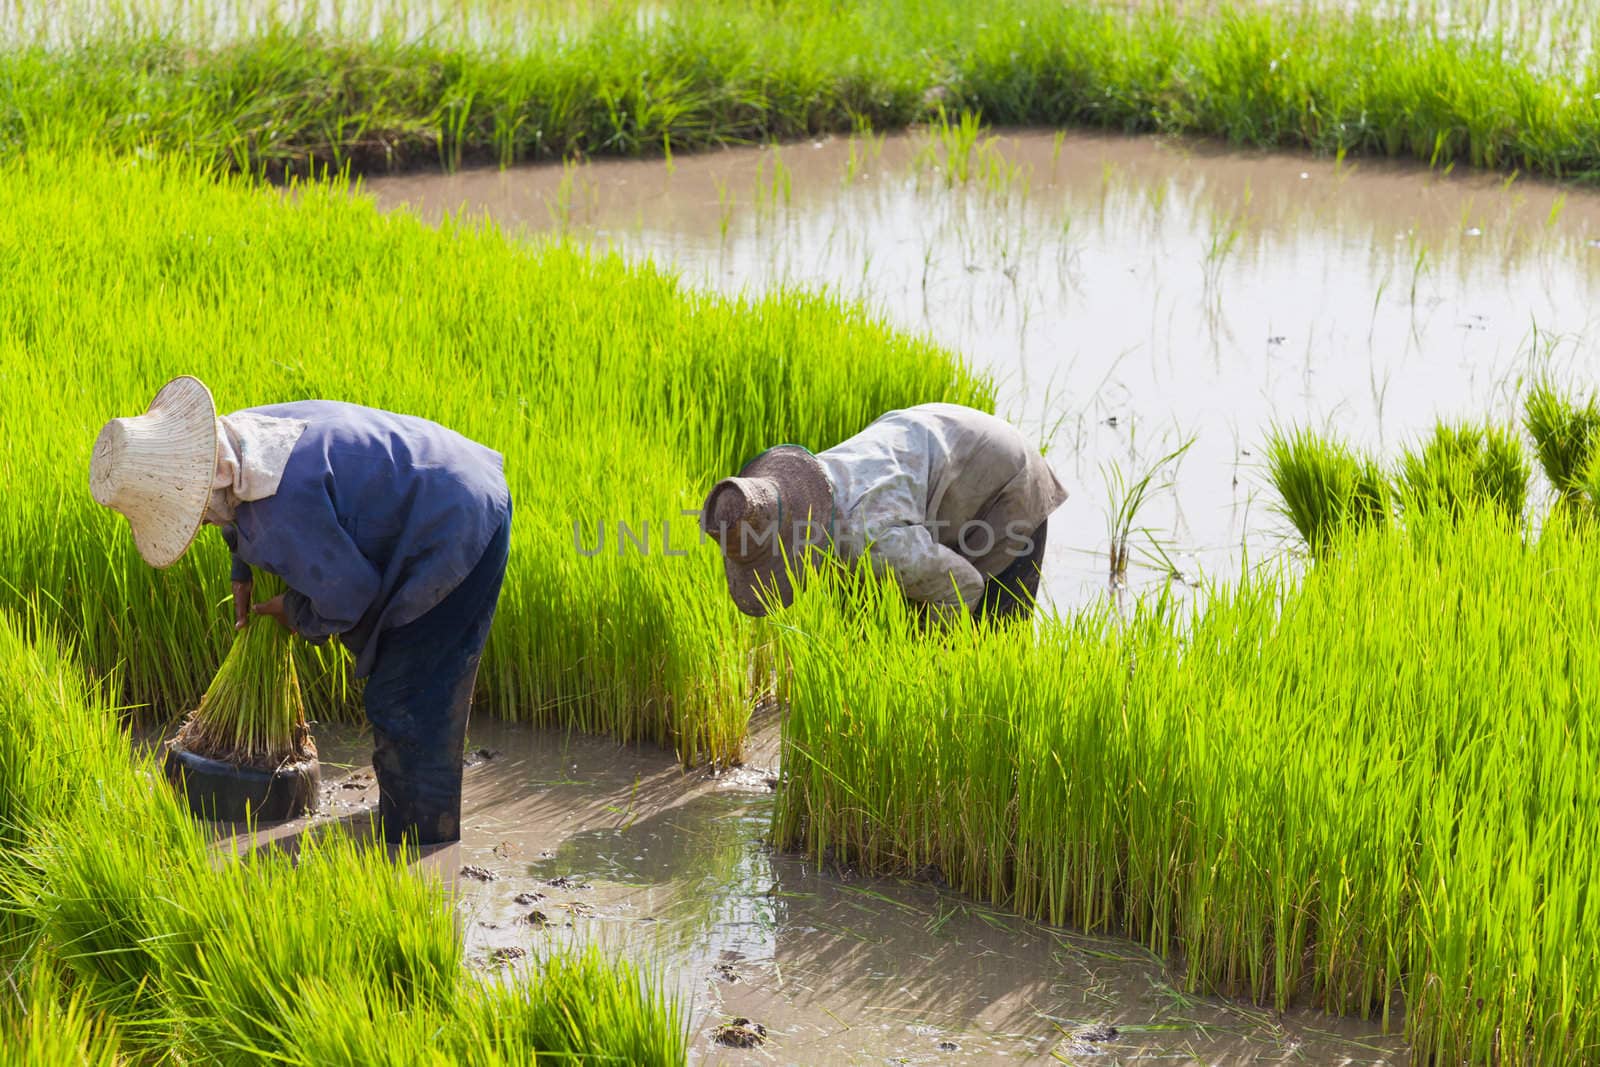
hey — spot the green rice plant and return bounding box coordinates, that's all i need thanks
[448,951,686,1066]
[0,958,124,1067]
[1397,420,1529,521]
[1523,380,1600,513]
[773,505,1600,1064]
[0,610,134,965]
[257,953,687,1066]
[19,756,212,1029]
[145,827,463,1059]
[169,572,311,768]
[1264,426,1390,558]
[774,562,1022,901]
[0,614,688,1064]
[918,106,991,186]
[1104,439,1192,582]
[0,150,989,764]
[7,0,1600,186]
[28,793,686,1064]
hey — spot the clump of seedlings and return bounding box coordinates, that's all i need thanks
[1523,380,1600,515]
[1265,427,1390,558]
[0,960,123,1067]
[1396,420,1528,521]
[165,572,318,821]
[168,572,314,769]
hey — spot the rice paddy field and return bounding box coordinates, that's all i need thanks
[8,0,1600,1063]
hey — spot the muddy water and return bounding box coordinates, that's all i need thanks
[366,130,1600,609]
[353,134,1600,1061]
[238,717,1405,1064]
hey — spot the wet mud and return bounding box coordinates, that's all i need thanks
[235,717,1407,1064]
[366,129,1600,610]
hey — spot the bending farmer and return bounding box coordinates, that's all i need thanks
[702,403,1066,620]
[89,376,511,846]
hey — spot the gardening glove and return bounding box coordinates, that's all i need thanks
[231,579,253,631]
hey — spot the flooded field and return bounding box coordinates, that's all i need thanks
[366,130,1600,609]
[238,718,1408,1064]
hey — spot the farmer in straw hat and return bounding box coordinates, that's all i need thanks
[702,403,1067,621]
[89,376,511,846]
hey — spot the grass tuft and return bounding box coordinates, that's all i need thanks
[1397,420,1528,521]
[1524,380,1600,514]
[0,958,124,1067]
[1264,426,1389,558]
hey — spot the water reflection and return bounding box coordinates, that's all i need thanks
[367,129,1600,610]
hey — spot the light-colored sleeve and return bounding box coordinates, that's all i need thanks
[865,523,985,612]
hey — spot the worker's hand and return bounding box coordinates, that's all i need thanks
[231,579,253,631]
[251,594,295,634]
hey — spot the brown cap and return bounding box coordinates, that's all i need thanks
[701,446,833,617]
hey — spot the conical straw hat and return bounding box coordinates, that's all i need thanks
[89,376,217,568]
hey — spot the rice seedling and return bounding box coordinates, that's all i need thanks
[1264,426,1390,557]
[11,0,1600,187]
[18,748,213,1026]
[250,951,686,1067]
[169,572,311,769]
[447,952,687,1065]
[0,150,989,764]
[1103,439,1191,585]
[0,958,124,1067]
[773,504,1600,1064]
[1396,420,1529,521]
[0,611,687,1063]
[1523,379,1600,514]
[145,828,464,1058]
[919,107,991,187]
[1201,200,1248,289]
[753,147,792,214]
[0,610,134,964]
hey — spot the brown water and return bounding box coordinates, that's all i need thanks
[365,130,1600,609]
[240,718,1407,1064]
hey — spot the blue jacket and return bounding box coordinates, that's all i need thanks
[223,401,511,677]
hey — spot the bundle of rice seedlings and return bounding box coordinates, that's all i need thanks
[1264,427,1390,558]
[170,572,313,770]
[1397,420,1528,521]
[1523,380,1600,514]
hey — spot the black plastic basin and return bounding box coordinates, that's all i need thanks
[164,741,320,823]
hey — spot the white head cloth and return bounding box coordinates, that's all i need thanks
[208,413,308,522]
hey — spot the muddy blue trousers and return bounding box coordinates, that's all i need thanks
[363,515,511,845]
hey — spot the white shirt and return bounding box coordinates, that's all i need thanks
[817,404,1068,611]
